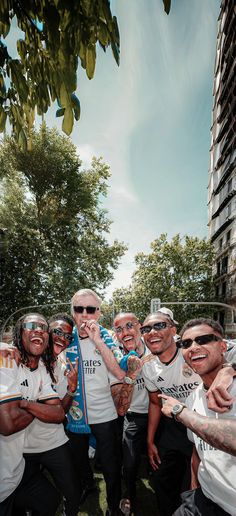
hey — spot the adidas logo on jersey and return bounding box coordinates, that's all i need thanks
[20,379,29,387]
[156,376,165,382]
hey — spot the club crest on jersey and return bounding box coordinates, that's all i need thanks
[69,402,83,421]
[182,363,193,378]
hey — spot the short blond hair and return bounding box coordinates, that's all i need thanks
[71,288,102,315]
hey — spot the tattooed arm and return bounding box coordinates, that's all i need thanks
[159,394,236,456]
[111,355,143,416]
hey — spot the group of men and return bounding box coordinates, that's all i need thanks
[1,287,236,516]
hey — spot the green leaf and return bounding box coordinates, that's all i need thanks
[162,0,171,15]
[56,107,65,117]
[62,106,74,135]
[0,108,7,132]
[86,45,96,80]
[71,94,80,121]
[18,128,27,151]
[59,83,70,108]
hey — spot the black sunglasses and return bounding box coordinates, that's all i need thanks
[177,333,222,350]
[22,321,48,332]
[73,305,99,314]
[51,328,73,342]
[140,322,173,334]
[114,321,139,335]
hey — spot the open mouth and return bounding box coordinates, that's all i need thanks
[54,340,65,347]
[191,354,207,363]
[150,337,162,343]
[31,336,44,344]
[123,336,133,342]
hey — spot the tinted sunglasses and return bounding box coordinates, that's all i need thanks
[22,322,48,332]
[114,321,139,335]
[51,328,73,342]
[140,322,173,334]
[73,305,99,314]
[177,333,222,350]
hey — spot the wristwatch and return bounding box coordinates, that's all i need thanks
[124,376,136,385]
[222,362,236,371]
[171,403,186,420]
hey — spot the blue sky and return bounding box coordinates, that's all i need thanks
[68,0,220,299]
[6,0,221,299]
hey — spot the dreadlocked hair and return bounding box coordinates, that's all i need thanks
[13,313,56,383]
[41,338,56,383]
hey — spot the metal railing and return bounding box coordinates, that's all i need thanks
[0,301,71,340]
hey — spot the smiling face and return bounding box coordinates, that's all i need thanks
[21,314,49,360]
[141,313,177,361]
[49,320,73,357]
[72,294,100,337]
[181,324,226,380]
[113,313,141,353]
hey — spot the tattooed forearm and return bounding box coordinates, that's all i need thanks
[111,383,135,416]
[179,409,236,456]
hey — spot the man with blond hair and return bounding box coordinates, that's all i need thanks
[66,288,124,516]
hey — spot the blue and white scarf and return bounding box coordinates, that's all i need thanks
[66,324,129,433]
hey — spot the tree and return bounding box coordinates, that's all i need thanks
[113,234,215,328]
[0,0,171,145]
[0,125,126,327]
[0,0,120,145]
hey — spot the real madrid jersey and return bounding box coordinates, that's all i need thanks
[186,381,236,515]
[79,338,117,424]
[142,349,200,403]
[24,358,68,454]
[0,357,58,502]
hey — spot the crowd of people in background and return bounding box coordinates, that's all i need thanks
[0,288,236,516]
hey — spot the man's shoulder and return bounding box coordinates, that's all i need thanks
[142,353,156,366]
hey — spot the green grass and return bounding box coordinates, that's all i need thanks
[55,456,158,515]
[77,458,158,516]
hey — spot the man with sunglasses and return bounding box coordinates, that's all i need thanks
[159,318,236,516]
[111,312,151,515]
[23,313,81,516]
[67,288,125,516]
[141,308,236,516]
[0,313,65,516]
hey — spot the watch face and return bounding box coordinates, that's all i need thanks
[172,404,184,418]
[124,376,135,384]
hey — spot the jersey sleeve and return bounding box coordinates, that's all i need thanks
[0,356,22,404]
[187,428,194,443]
[38,366,60,402]
[142,364,159,392]
[108,370,122,387]
[225,344,236,362]
[54,360,68,399]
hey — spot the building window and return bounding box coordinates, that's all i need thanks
[221,256,228,274]
[219,311,225,327]
[227,202,231,217]
[222,282,226,297]
[217,261,221,275]
[226,230,231,244]
[227,178,232,193]
[219,238,223,249]
[215,285,219,298]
